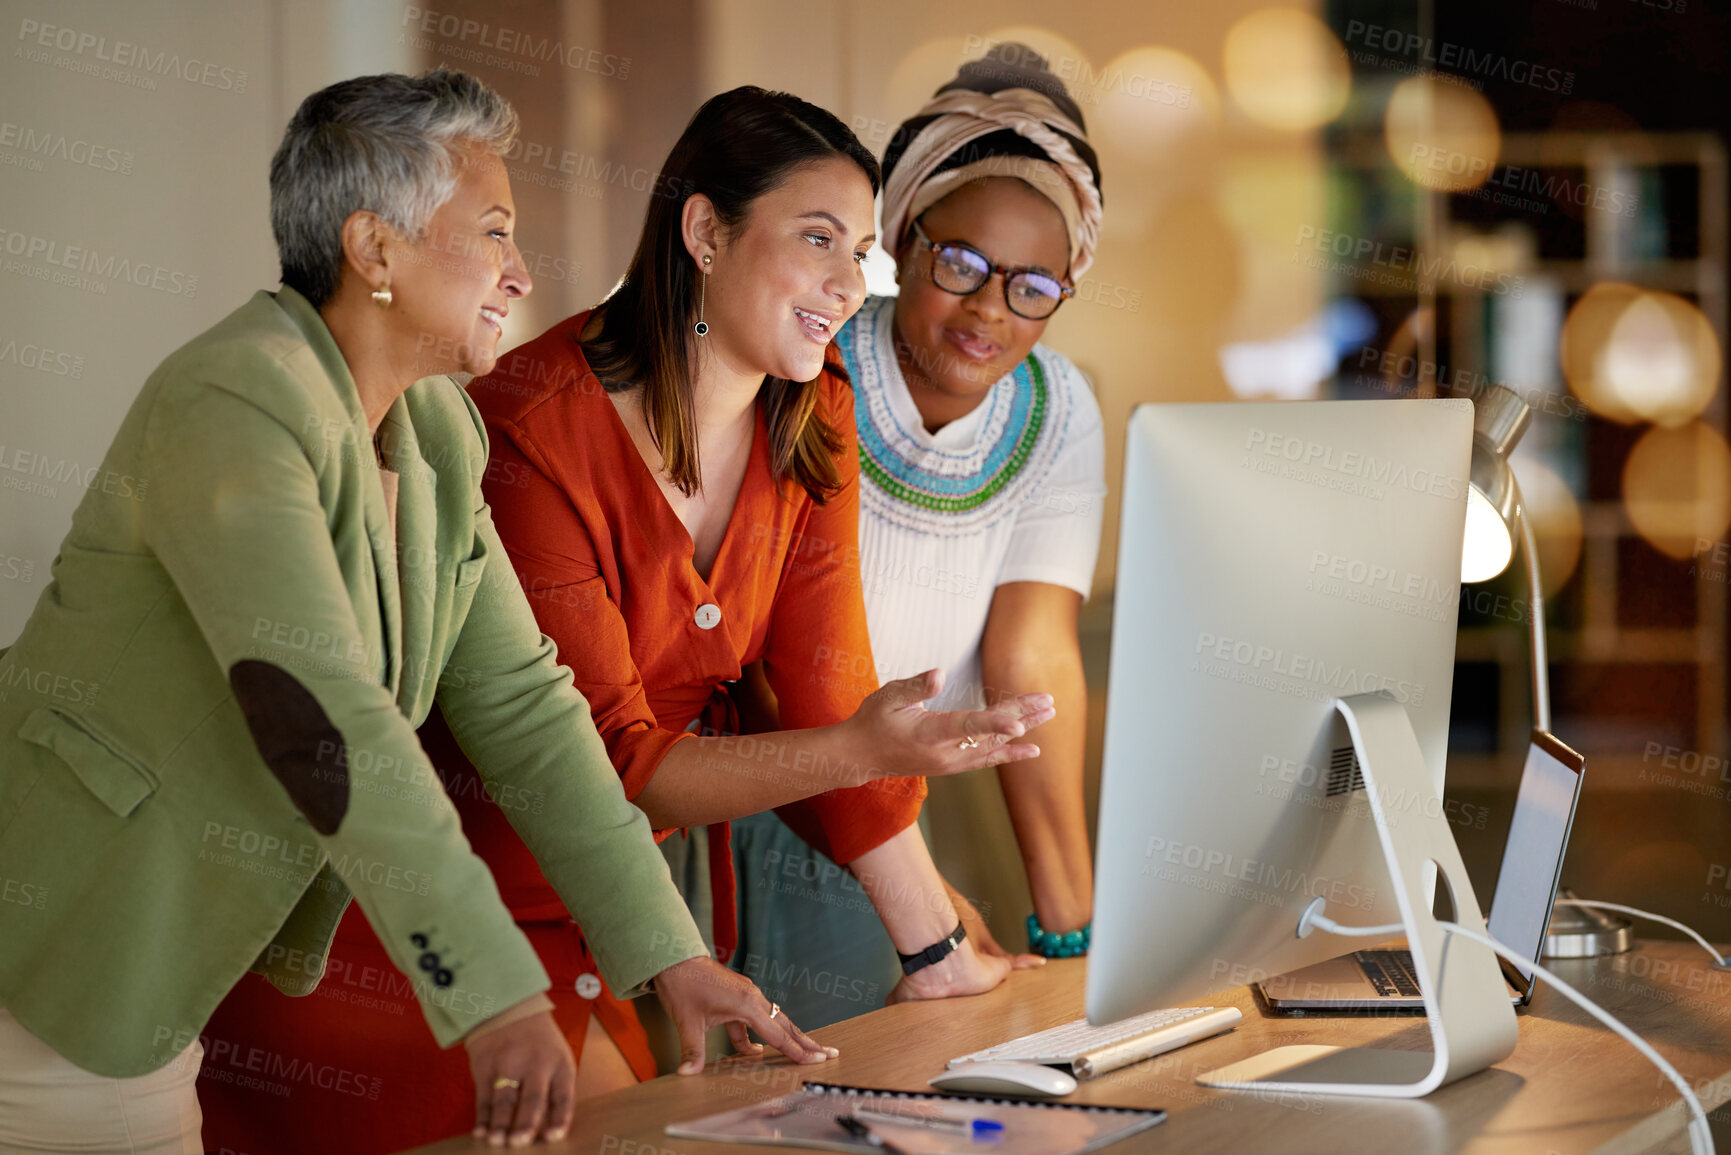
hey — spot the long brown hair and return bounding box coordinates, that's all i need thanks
[581,86,880,503]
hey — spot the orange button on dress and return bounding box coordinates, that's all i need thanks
[198,311,923,1155]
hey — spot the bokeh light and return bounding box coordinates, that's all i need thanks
[1092,46,1220,162]
[1223,8,1350,131]
[1559,281,1644,423]
[1622,421,1731,560]
[1450,226,1534,283]
[1384,74,1501,192]
[883,36,973,122]
[1513,458,1584,595]
[1601,291,1722,428]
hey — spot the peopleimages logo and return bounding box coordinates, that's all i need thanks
[1305,550,1457,624]
[0,336,84,378]
[1293,225,1525,297]
[399,7,630,79]
[1143,835,1378,912]
[0,228,198,297]
[960,36,1194,110]
[1342,20,1574,94]
[0,122,133,174]
[0,442,147,502]
[1243,427,1466,502]
[1307,551,1454,605]
[16,19,249,92]
[1193,630,1426,707]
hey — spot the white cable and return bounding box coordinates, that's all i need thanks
[1306,909,1714,1155]
[1304,898,1729,970]
[1556,899,1731,969]
[1306,919,1403,938]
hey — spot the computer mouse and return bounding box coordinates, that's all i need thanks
[929,1061,1078,1098]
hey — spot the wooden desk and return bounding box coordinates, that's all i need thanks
[406,941,1731,1154]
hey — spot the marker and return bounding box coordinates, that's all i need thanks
[834,1113,910,1154]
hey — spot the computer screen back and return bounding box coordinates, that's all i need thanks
[1088,399,1475,1025]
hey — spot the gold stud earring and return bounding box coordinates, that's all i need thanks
[371,285,393,308]
[694,255,711,337]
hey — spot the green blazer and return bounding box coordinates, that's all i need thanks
[0,287,705,1077]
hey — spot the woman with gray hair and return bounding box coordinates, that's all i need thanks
[0,68,825,1154]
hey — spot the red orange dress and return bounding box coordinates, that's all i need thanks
[197,311,922,1154]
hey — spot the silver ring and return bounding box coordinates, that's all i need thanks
[769,1002,781,1020]
[959,735,981,750]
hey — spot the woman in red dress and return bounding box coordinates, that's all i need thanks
[199,87,1050,1153]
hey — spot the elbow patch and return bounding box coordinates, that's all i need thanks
[228,659,351,835]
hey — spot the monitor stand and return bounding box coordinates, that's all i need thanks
[1195,692,1519,1098]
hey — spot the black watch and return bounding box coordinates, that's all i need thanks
[897,920,967,976]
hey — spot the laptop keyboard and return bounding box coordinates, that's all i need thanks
[1355,949,1421,997]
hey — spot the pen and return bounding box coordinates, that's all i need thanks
[852,1105,1006,1140]
[834,1113,911,1155]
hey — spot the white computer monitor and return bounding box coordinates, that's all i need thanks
[1087,398,1474,1028]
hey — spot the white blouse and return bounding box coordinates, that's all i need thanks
[838,296,1107,711]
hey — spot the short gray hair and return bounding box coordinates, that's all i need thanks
[269,68,519,308]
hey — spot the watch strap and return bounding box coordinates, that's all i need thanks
[897,920,967,976]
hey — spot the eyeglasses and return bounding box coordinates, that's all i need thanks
[909,219,1074,321]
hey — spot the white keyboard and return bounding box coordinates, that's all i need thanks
[948,1005,1243,1079]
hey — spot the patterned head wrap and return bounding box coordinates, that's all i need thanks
[881,44,1105,279]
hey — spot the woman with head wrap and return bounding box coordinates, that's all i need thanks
[730,44,1106,1028]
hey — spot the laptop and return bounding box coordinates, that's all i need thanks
[1257,730,1584,1012]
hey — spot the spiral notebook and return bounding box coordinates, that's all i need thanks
[665,1081,1165,1154]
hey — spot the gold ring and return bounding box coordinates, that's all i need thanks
[959,735,980,750]
[492,1076,522,1092]
[769,1002,781,1020]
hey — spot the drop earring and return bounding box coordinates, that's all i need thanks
[694,254,711,337]
[371,284,393,308]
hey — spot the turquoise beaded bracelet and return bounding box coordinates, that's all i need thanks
[1027,913,1091,958]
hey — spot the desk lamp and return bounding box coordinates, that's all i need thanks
[1461,385,1630,956]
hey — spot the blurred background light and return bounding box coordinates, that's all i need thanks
[1384,74,1502,192]
[1601,291,1722,428]
[1220,298,1376,400]
[1223,8,1350,132]
[1451,226,1534,282]
[883,36,973,130]
[1512,457,1585,596]
[1093,45,1220,162]
[1560,281,1645,423]
[1622,421,1731,560]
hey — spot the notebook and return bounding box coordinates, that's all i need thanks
[666,1081,1165,1154]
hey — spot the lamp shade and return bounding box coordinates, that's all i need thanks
[1461,387,1532,582]
[1464,443,1517,581]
